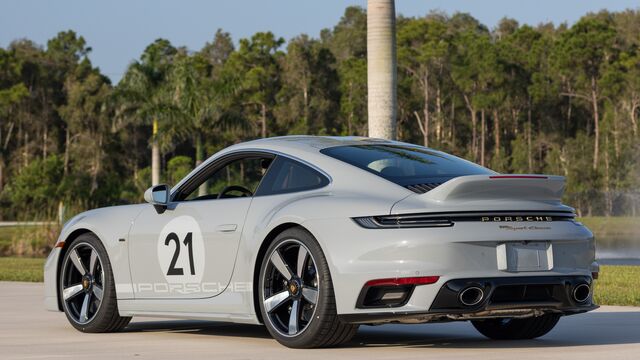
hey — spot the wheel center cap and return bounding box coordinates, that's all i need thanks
[82,276,92,290]
[288,280,300,295]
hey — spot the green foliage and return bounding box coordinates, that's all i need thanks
[1,156,65,219]
[167,156,192,186]
[1,9,640,221]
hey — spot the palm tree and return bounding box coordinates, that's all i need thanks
[367,0,398,140]
[170,54,246,195]
[115,40,180,186]
[116,62,181,186]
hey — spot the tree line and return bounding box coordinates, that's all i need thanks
[0,7,639,220]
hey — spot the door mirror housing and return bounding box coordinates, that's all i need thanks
[144,184,170,213]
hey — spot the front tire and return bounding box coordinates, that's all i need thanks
[59,233,131,332]
[258,227,358,348]
[472,314,561,340]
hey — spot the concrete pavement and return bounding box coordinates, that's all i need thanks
[1,281,639,359]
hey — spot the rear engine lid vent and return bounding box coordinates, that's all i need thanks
[406,183,442,194]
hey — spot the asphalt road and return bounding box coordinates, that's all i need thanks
[2,282,639,360]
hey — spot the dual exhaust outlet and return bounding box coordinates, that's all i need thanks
[457,282,591,307]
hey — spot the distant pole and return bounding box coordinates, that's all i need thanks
[367,0,397,140]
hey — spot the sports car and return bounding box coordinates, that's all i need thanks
[44,136,598,348]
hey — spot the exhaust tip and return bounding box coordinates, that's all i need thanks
[459,286,484,306]
[573,283,591,303]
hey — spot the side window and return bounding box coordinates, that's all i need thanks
[180,156,273,201]
[256,156,329,196]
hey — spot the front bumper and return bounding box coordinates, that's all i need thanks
[44,247,62,311]
[340,275,597,324]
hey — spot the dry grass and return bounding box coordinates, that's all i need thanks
[0,224,60,257]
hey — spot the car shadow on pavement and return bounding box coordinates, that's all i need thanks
[350,311,640,349]
[124,320,272,339]
[121,311,640,349]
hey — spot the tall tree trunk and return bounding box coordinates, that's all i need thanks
[367,0,397,140]
[435,85,442,143]
[347,82,354,135]
[43,127,48,159]
[527,103,533,173]
[480,109,486,167]
[628,100,638,137]
[613,105,620,159]
[260,103,267,138]
[0,159,3,194]
[196,132,207,196]
[0,128,3,195]
[90,134,102,195]
[63,127,70,176]
[463,95,477,162]
[422,72,430,147]
[151,118,161,186]
[24,131,29,168]
[17,119,22,172]
[449,99,455,144]
[604,135,612,216]
[413,111,427,146]
[493,108,500,163]
[591,76,600,170]
[566,96,572,137]
[303,81,309,129]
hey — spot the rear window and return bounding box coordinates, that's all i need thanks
[320,145,494,186]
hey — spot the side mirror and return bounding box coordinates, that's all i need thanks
[144,184,170,213]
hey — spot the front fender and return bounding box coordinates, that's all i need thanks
[49,204,147,303]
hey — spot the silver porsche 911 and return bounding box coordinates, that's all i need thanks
[44,136,598,348]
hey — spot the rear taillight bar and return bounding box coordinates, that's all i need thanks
[352,216,453,229]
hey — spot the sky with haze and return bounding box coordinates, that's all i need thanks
[1,0,638,83]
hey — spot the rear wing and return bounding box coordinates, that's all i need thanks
[422,175,565,203]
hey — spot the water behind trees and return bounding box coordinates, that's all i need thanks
[583,217,640,266]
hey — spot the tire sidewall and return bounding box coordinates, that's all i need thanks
[59,233,117,332]
[258,227,334,348]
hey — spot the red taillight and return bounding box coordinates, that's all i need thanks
[489,175,548,179]
[365,276,440,287]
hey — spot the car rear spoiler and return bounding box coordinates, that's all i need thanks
[421,175,566,203]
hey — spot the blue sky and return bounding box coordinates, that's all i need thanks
[1,0,638,83]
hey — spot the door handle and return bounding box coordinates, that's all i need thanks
[216,224,238,233]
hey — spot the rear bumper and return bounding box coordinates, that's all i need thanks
[339,275,597,324]
[304,216,596,316]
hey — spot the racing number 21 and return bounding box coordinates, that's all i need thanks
[164,232,195,276]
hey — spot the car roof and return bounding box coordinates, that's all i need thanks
[171,136,410,195]
[237,135,399,152]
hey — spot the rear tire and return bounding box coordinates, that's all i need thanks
[471,314,561,340]
[59,233,131,333]
[258,227,358,348]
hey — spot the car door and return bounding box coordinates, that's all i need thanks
[128,152,274,299]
